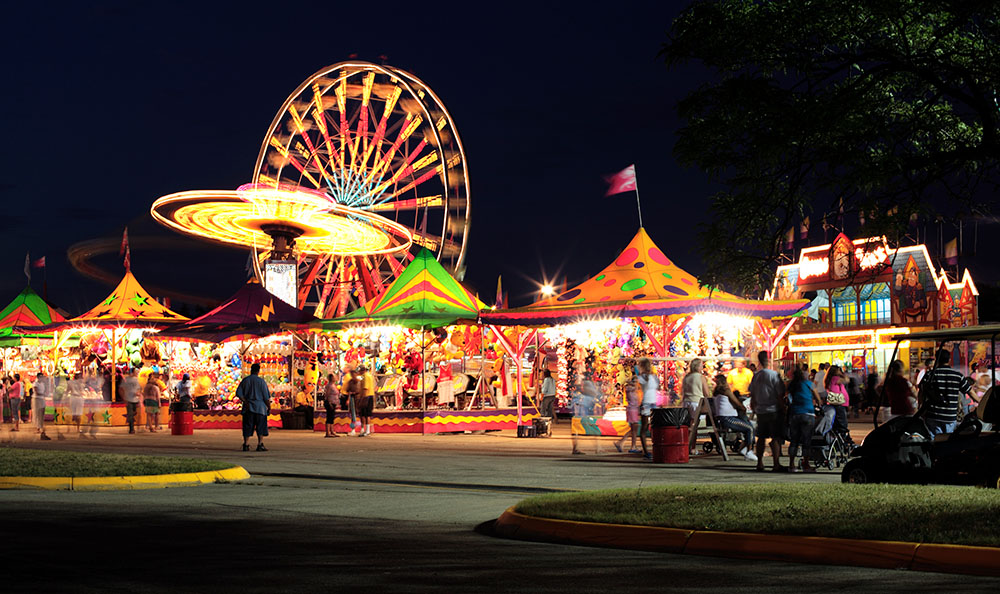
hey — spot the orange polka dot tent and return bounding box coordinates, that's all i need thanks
[480,228,809,325]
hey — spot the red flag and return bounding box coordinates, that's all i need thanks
[604,165,637,196]
[32,256,46,268]
[120,227,131,271]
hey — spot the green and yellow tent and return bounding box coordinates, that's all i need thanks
[312,248,485,330]
[0,285,66,346]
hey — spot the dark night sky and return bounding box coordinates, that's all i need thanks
[1,2,993,317]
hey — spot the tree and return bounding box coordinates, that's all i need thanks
[662,0,1000,295]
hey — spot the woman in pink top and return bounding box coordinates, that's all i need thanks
[824,365,851,436]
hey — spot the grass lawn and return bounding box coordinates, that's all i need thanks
[516,483,1000,547]
[0,447,232,477]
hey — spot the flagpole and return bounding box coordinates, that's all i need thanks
[634,169,644,228]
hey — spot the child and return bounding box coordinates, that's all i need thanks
[614,374,640,454]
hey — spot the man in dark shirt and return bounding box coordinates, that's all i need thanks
[238,363,272,451]
[921,349,972,437]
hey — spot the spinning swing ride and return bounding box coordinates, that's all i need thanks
[151,61,471,317]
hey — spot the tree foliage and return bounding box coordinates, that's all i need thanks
[662,0,1000,294]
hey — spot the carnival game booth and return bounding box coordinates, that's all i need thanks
[303,248,534,434]
[0,284,68,422]
[771,233,980,382]
[20,270,189,428]
[155,278,318,430]
[481,228,809,437]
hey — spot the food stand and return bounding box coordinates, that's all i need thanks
[302,248,537,434]
[155,279,318,429]
[19,270,189,428]
[481,228,810,436]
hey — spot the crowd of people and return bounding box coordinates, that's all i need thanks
[0,366,204,440]
[566,345,983,470]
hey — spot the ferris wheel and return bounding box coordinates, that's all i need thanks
[252,61,471,317]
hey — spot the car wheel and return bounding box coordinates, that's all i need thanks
[702,442,714,453]
[842,459,878,484]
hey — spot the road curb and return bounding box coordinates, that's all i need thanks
[0,466,250,491]
[495,507,1000,577]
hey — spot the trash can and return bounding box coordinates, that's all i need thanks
[650,407,691,464]
[533,416,552,437]
[169,405,194,436]
[280,411,308,430]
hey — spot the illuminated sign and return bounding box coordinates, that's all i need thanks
[799,255,829,280]
[788,327,914,352]
[876,327,911,348]
[789,330,875,352]
[856,245,889,270]
[264,260,298,308]
[796,234,891,286]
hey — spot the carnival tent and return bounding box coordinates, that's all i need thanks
[480,228,809,326]
[0,285,66,346]
[157,278,317,343]
[312,247,486,331]
[20,271,189,332]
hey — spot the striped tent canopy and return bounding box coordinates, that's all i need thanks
[157,279,316,343]
[315,247,485,330]
[0,285,66,346]
[21,271,188,332]
[481,228,809,326]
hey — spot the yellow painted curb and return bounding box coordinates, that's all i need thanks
[497,507,1000,577]
[0,466,250,491]
[496,506,691,553]
[911,542,1000,577]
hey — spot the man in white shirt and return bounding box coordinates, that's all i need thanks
[121,368,142,434]
[814,363,828,400]
[32,371,52,440]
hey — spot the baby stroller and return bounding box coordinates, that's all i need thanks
[808,406,855,469]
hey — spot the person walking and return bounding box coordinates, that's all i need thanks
[322,373,339,438]
[919,349,973,437]
[237,363,272,451]
[636,357,659,460]
[32,371,51,440]
[749,350,787,472]
[143,372,162,432]
[614,373,641,454]
[786,367,822,472]
[8,374,23,432]
[824,365,850,436]
[682,358,711,456]
[343,368,361,436]
[121,368,141,434]
[883,360,917,421]
[814,363,828,403]
[726,359,753,398]
[357,365,375,436]
[539,369,557,422]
